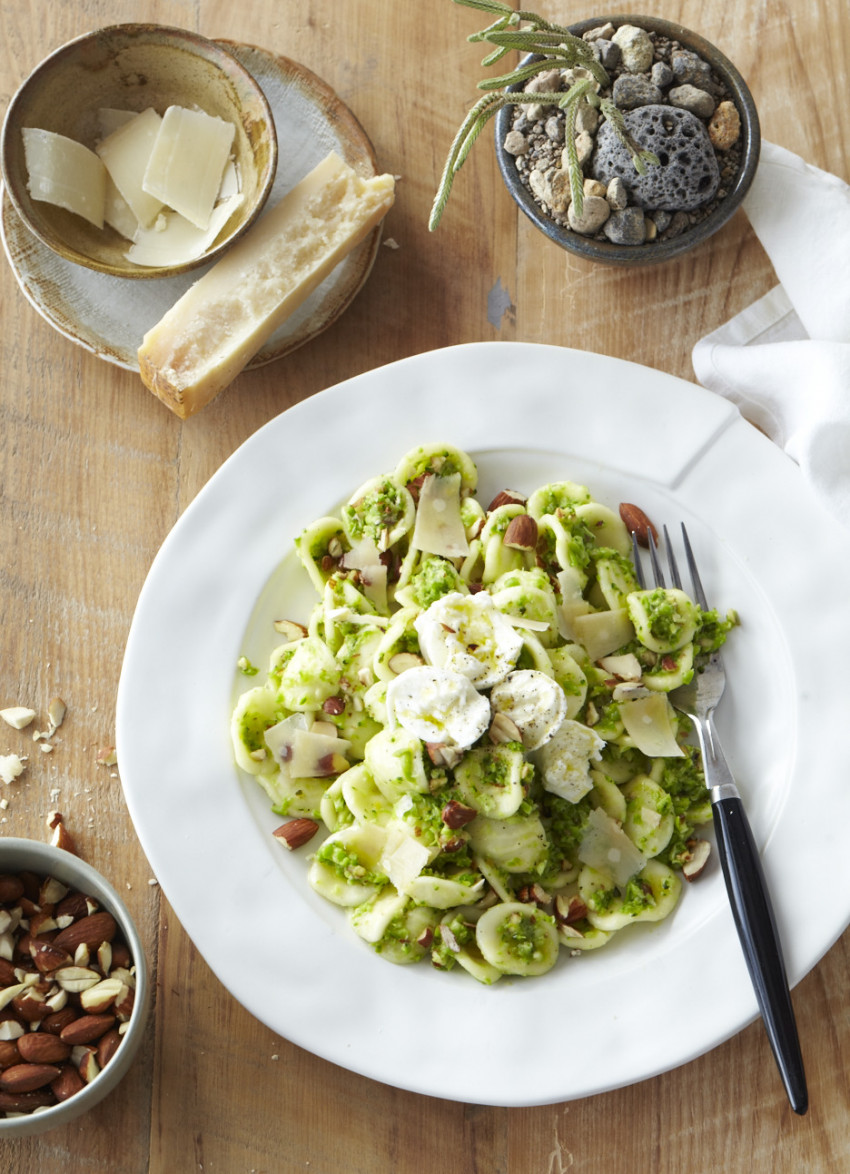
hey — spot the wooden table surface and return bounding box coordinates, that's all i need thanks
[2,1,848,1170]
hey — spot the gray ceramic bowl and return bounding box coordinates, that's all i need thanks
[0,838,149,1137]
[1,24,277,278]
[495,14,760,265]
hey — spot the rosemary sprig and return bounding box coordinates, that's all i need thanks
[429,0,658,230]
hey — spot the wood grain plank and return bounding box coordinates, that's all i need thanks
[2,2,849,1171]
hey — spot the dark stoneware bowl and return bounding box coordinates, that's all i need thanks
[495,14,760,266]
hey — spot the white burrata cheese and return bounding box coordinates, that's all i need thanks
[490,669,567,750]
[386,665,491,748]
[414,591,523,689]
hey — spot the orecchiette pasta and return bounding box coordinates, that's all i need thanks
[232,445,737,982]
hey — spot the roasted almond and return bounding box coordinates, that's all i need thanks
[0,1039,20,1069]
[16,1031,71,1065]
[488,712,523,744]
[79,977,126,1014]
[0,1061,63,1092]
[39,875,68,906]
[18,872,41,902]
[488,489,527,511]
[55,891,98,922]
[50,1063,84,1102]
[0,873,25,903]
[0,1086,56,1112]
[619,502,658,547]
[30,938,74,974]
[0,1011,26,1041]
[60,1013,115,1045]
[554,894,588,925]
[114,984,135,1023]
[96,1028,122,1068]
[110,941,132,970]
[272,619,308,642]
[41,1005,79,1036]
[49,817,78,855]
[441,800,478,830]
[73,1046,100,1084]
[682,838,712,881]
[273,819,319,851]
[53,966,101,994]
[12,989,50,1023]
[52,911,117,954]
[502,513,538,551]
[387,651,424,674]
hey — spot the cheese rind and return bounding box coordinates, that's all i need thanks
[138,152,395,418]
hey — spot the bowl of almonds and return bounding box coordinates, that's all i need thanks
[0,838,148,1136]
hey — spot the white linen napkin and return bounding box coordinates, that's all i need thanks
[692,141,850,528]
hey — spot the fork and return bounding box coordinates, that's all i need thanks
[632,523,808,1116]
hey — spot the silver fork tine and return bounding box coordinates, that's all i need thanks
[663,525,682,589]
[647,528,665,588]
[681,523,709,610]
[631,532,646,589]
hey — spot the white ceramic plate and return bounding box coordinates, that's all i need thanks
[0,43,383,370]
[116,342,850,1106]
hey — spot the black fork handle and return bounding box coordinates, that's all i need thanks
[712,786,808,1114]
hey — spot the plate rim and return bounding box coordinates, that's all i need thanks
[116,341,850,1105]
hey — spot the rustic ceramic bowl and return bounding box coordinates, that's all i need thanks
[495,15,760,265]
[1,24,277,278]
[0,838,149,1137]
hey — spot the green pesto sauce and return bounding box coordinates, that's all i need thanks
[588,885,616,912]
[640,589,690,644]
[621,878,656,916]
[541,792,593,863]
[237,710,272,754]
[314,841,387,886]
[656,746,712,869]
[343,480,406,540]
[499,909,555,961]
[411,555,464,607]
[696,608,738,652]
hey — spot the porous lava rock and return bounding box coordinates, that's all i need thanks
[591,104,720,211]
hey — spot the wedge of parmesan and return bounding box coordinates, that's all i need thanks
[137,151,396,418]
